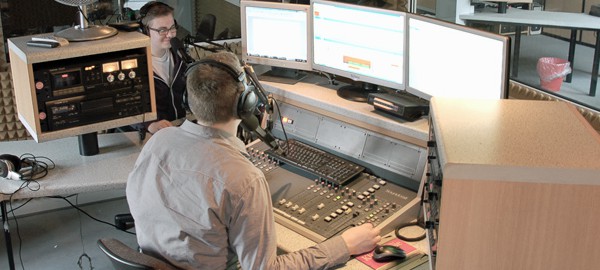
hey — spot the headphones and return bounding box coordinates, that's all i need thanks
[138,1,174,35]
[185,59,258,119]
[0,154,22,180]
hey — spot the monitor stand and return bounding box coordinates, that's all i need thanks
[337,82,379,103]
[258,67,307,85]
[78,132,99,156]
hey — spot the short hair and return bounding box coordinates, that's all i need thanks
[186,52,245,124]
[139,1,174,29]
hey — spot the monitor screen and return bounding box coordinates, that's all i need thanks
[311,0,406,102]
[240,1,312,83]
[406,14,510,100]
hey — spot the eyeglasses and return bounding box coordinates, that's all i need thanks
[147,24,178,36]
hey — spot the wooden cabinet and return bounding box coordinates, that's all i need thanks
[8,31,156,142]
[423,97,600,270]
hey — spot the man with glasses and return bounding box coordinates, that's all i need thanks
[138,1,188,135]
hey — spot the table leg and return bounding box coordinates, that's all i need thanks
[1,201,16,270]
[566,30,577,83]
[591,31,600,97]
[512,25,522,78]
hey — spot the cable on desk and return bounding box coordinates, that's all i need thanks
[1,153,55,269]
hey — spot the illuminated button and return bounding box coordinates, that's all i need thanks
[362,191,370,196]
[373,184,381,190]
[357,195,365,200]
[285,202,293,208]
[291,205,299,211]
[342,205,349,210]
[317,203,325,210]
[278,199,287,205]
[330,213,338,218]
[312,214,320,221]
[324,217,332,222]
[344,209,353,215]
[378,180,387,185]
[335,209,344,215]
[367,188,375,193]
[347,202,354,207]
[298,208,306,214]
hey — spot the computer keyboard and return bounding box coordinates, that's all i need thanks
[266,139,364,185]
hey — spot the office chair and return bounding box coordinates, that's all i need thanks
[97,238,178,270]
[196,14,216,41]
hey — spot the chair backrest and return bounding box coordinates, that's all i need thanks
[196,14,216,41]
[97,238,178,270]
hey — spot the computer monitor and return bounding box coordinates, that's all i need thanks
[406,14,510,100]
[311,0,406,102]
[240,0,312,83]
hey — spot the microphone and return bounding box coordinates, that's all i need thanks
[240,114,282,154]
[170,37,195,64]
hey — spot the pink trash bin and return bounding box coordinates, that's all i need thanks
[536,57,572,92]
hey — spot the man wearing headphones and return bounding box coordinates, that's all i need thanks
[126,51,382,269]
[138,1,187,134]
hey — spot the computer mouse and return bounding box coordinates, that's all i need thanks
[372,245,407,262]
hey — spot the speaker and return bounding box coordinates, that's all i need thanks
[186,59,258,119]
[0,154,22,180]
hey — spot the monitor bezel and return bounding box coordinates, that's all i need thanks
[405,13,510,100]
[310,0,407,91]
[240,0,313,72]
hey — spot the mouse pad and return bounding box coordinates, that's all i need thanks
[355,238,418,269]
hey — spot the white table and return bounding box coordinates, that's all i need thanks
[460,8,600,96]
[0,132,144,270]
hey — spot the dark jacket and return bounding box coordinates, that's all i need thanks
[153,47,188,122]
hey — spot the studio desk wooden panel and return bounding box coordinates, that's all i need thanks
[424,97,600,270]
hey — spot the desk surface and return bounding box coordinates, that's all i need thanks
[0,130,428,269]
[261,75,430,148]
[460,8,600,30]
[0,132,143,201]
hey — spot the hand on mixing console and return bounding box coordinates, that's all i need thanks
[341,223,382,255]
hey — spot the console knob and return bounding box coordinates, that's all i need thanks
[106,74,115,82]
[128,71,136,79]
[118,72,126,81]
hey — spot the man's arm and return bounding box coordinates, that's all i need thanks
[228,174,380,269]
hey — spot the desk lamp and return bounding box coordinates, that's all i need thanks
[54,0,118,41]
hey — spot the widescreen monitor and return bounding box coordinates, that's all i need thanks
[240,0,312,83]
[406,14,510,100]
[311,0,406,102]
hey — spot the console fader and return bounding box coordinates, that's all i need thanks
[247,141,418,242]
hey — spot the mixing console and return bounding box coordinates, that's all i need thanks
[247,140,419,242]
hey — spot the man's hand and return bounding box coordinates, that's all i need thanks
[148,120,173,134]
[341,223,381,255]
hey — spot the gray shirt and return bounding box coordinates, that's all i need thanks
[126,120,351,269]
